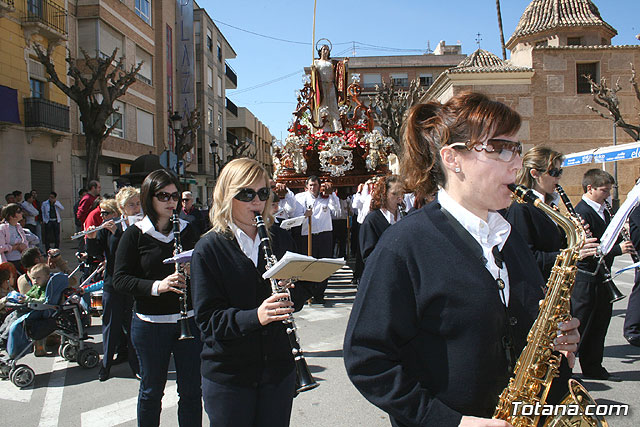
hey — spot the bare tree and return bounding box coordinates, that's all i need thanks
[226,137,256,163]
[369,79,426,154]
[33,46,142,181]
[586,64,640,141]
[496,0,507,60]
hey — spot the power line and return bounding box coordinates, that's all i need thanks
[228,69,304,96]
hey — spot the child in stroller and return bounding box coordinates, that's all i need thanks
[0,265,100,388]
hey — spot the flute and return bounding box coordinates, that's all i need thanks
[70,218,126,239]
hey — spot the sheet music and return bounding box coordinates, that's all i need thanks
[600,181,640,256]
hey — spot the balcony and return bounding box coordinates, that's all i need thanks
[225,61,237,89]
[24,97,69,133]
[21,0,68,43]
[0,0,15,18]
[225,97,238,117]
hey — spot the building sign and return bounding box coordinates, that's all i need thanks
[167,24,174,150]
[176,0,195,123]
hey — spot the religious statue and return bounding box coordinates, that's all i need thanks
[311,40,348,132]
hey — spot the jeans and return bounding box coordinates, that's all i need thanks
[131,315,202,427]
[202,368,295,427]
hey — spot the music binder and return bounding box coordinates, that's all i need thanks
[262,251,345,282]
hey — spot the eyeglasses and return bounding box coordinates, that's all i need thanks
[234,187,270,202]
[100,210,113,217]
[546,167,563,178]
[450,139,522,162]
[154,191,181,202]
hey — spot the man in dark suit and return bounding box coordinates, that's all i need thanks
[572,169,634,381]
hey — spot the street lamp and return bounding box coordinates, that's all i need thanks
[170,111,182,132]
[169,111,183,175]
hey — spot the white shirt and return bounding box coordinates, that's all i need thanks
[582,195,606,221]
[41,199,64,223]
[295,191,340,236]
[438,188,512,306]
[352,188,372,224]
[134,215,194,324]
[380,208,399,225]
[278,189,304,219]
[21,201,39,225]
[230,222,261,267]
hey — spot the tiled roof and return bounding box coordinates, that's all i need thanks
[507,0,617,46]
[449,49,532,73]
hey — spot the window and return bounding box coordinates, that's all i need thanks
[99,22,124,60]
[217,75,222,97]
[135,46,152,85]
[107,100,125,138]
[362,74,381,89]
[30,79,44,98]
[27,0,42,17]
[77,20,98,55]
[217,41,222,62]
[194,21,201,36]
[577,62,598,94]
[217,112,222,134]
[207,105,213,127]
[206,28,213,52]
[207,66,213,88]
[135,0,151,25]
[136,109,154,146]
[390,73,409,87]
[567,37,582,46]
[419,73,433,87]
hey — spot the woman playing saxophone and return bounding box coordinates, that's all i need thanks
[343,92,580,427]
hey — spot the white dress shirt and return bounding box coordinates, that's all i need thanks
[278,189,304,219]
[438,188,512,306]
[230,222,261,267]
[295,191,340,236]
[380,208,399,225]
[582,195,606,221]
[352,188,372,224]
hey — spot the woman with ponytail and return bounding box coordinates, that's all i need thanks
[344,92,580,426]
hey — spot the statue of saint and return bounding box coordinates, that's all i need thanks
[311,43,348,132]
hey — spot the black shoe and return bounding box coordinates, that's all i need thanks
[312,297,325,305]
[625,336,640,347]
[582,367,620,381]
[98,366,110,382]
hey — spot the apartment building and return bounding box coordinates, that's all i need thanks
[226,107,274,175]
[0,0,74,232]
[193,6,236,204]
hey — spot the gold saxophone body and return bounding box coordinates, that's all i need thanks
[493,184,607,427]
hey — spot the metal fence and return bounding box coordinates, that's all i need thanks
[23,0,67,36]
[24,97,70,132]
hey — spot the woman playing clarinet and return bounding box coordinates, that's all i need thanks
[191,158,301,427]
[113,169,201,427]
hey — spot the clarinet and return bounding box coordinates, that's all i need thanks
[397,203,406,220]
[556,185,625,303]
[254,213,319,393]
[172,210,194,340]
[604,200,640,263]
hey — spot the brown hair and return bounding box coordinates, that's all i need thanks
[370,175,402,211]
[582,169,615,192]
[401,92,521,202]
[516,145,564,189]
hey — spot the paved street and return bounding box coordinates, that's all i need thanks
[1,238,639,426]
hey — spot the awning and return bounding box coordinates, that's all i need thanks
[563,141,640,167]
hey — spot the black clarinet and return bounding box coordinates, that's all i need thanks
[172,210,194,340]
[556,185,625,303]
[604,200,640,263]
[254,213,319,393]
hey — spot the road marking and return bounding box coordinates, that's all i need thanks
[80,385,178,427]
[0,374,35,402]
[39,357,69,427]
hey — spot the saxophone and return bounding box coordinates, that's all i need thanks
[493,184,607,427]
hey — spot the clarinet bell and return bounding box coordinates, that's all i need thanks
[178,318,195,340]
[295,359,319,393]
[606,280,626,304]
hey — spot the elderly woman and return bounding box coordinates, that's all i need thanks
[87,187,141,381]
[191,158,301,427]
[359,174,405,264]
[114,170,201,427]
[343,92,581,427]
[0,204,28,272]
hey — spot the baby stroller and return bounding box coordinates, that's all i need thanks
[0,273,100,388]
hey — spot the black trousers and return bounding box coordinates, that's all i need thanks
[102,288,138,374]
[296,231,333,300]
[332,219,347,258]
[572,276,613,372]
[44,221,60,250]
[624,270,640,342]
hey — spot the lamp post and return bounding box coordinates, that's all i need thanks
[170,111,183,176]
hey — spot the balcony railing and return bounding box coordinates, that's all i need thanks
[225,97,238,116]
[225,61,237,87]
[24,97,69,132]
[22,0,67,36]
[1,0,15,6]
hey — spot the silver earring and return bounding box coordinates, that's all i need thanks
[455,167,461,173]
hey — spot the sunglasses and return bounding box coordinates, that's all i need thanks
[234,187,270,202]
[546,167,563,178]
[154,191,181,202]
[450,139,523,162]
[100,210,113,217]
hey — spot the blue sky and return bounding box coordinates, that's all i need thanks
[198,0,640,143]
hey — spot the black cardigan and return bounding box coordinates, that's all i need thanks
[190,226,301,386]
[113,223,197,315]
[505,201,566,280]
[359,209,391,264]
[344,201,548,426]
[86,223,124,292]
